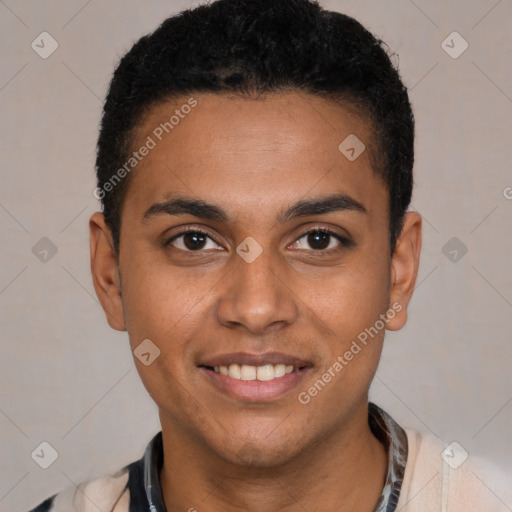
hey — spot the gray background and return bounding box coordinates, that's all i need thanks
[1,1,511,510]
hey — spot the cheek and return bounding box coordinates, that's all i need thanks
[134,355,209,430]
[120,263,206,407]
[323,257,390,390]
[121,253,201,342]
[120,256,219,392]
[306,259,390,341]
[298,270,389,426]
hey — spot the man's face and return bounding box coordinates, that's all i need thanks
[101,92,401,466]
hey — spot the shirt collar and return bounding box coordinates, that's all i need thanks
[133,402,408,512]
[369,402,408,511]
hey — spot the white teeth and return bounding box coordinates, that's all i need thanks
[228,363,241,379]
[240,365,257,380]
[256,364,274,381]
[214,363,300,381]
[274,364,286,378]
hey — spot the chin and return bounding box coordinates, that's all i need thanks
[234,444,294,468]
[213,432,307,469]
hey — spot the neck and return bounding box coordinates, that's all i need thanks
[159,402,387,512]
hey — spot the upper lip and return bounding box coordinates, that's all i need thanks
[198,352,312,368]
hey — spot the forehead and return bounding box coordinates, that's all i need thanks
[124,92,386,223]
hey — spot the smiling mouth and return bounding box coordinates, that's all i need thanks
[200,363,305,382]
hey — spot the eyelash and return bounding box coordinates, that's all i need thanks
[164,225,352,254]
[295,227,352,253]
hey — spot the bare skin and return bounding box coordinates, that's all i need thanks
[90,91,421,511]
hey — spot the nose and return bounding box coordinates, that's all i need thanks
[215,246,299,335]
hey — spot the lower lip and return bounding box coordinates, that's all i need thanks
[199,367,311,402]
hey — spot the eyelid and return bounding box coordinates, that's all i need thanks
[293,224,353,249]
[165,226,221,248]
[164,223,352,253]
[299,224,350,238]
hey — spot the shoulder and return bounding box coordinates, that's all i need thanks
[397,429,512,511]
[26,466,130,512]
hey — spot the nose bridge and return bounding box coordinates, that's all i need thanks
[216,240,298,333]
[237,244,278,296]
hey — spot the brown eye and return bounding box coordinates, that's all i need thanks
[307,231,330,250]
[165,229,223,252]
[291,228,351,252]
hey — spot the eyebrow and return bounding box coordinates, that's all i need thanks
[142,193,367,224]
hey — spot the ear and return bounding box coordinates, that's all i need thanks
[89,212,126,331]
[386,211,422,331]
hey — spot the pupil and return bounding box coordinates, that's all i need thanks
[308,232,329,250]
[185,232,206,250]
[182,232,331,251]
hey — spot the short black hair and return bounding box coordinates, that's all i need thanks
[96,0,414,257]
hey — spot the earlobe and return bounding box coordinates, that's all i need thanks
[89,212,126,331]
[386,212,422,332]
